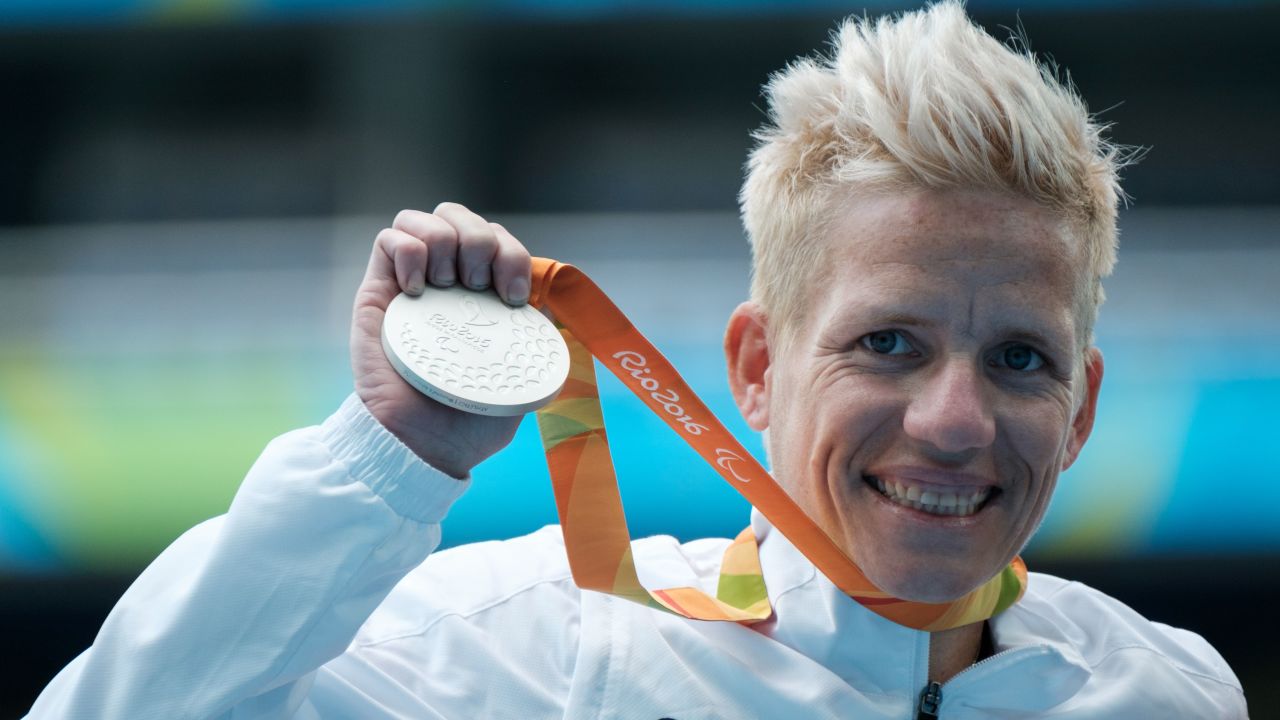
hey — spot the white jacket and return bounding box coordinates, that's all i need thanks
[26,395,1247,719]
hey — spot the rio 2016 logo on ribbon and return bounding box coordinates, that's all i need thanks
[613,351,710,436]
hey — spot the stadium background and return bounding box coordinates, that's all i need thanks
[1,0,1277,714]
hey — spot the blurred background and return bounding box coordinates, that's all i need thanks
[1,0,1277,715]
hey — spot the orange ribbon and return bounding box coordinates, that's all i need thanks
[529,257,1027,631]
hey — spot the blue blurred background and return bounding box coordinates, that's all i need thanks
[1,0,1277,714]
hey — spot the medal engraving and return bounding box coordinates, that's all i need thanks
[381,286,570,415]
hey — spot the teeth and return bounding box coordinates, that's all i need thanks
[869,476,992,518]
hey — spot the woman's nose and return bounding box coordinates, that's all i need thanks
[902,356,996,454]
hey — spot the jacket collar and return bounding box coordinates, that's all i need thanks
[750,508,1092,710]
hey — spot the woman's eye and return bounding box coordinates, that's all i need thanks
[861,330,913,356]
[997,344,1045,372]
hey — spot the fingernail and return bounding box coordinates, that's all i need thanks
[469,267,490,289]
[507,276,529,305]
[434,265,455,286]
[408,269,425,294]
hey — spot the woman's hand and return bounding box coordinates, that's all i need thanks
[349,203,533,478]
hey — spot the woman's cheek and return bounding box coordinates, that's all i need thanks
[1003,394,1073,457]
[1000,402,1071,530]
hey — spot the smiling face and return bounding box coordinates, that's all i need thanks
[726,189,1104,602]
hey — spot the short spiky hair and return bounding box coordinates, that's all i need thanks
[741,1,1130,350]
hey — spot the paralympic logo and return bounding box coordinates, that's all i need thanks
[613,350,710,436]
[715,448,751,483]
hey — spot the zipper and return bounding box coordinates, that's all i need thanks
[913,646,1043,719]
[915,681,942,719]
[940,646,1021,687]
[914,623,1014,720]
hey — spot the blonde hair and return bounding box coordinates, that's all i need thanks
[741,1,1132,350]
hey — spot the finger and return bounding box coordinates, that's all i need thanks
[434,202,499,290]
[489,222,533,306]
[367,227,428,297]
[393,209,460,287]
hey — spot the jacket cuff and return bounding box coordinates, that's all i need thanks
[319,393,470,524]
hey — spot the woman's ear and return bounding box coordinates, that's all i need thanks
[724,302,773,432]
[1062,347,1104,471]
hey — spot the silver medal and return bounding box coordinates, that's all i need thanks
[381,285,571,416]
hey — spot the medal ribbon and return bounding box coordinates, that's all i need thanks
[528,258,1027,631]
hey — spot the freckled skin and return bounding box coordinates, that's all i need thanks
[727,188,1104,604]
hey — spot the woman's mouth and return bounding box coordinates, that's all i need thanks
[863,474,999,517]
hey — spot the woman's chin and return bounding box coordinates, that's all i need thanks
[859,558,989,605]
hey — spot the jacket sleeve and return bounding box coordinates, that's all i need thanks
[25,394,470,720]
